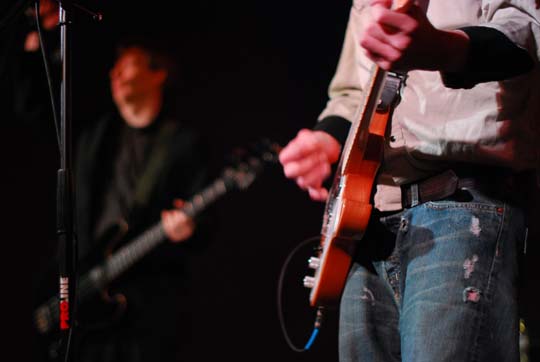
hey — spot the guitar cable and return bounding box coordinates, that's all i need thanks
[276,235,325,352]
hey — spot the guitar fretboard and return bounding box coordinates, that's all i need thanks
[93,175,234,285]
[34,141,277,335]
[33,174,236,335]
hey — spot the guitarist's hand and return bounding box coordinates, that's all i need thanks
[279,129,341,201]
[361,0,469,72]
[161,199,195,242]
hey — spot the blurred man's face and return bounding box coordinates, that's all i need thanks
[109,47,166,106]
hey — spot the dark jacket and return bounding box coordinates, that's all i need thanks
[73,109,212,362]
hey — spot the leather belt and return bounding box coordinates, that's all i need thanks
[400,169,494,208]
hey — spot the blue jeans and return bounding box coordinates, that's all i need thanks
[339,188,526,362]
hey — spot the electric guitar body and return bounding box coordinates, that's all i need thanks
[307,107,392,307]
[304,0,411,306]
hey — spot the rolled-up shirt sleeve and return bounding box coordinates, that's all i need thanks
[482,0,540,59]
[442,1,540,88]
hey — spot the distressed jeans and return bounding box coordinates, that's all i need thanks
[339,188,526,362]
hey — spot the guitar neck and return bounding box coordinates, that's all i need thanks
[88,174,235,286]
[341,65,388,174]
[339,0,412,171]
[95,223,166,284]
[182,174,233,218]
[34,141,276,335]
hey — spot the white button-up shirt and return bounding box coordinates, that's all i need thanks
[318,0,540,211]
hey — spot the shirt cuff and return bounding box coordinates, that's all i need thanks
[313,115,351,145]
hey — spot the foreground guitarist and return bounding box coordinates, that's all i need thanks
[66,36,211,362]
[280,1,540,361]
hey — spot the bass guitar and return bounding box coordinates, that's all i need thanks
[33,139,279,358]
[302,0,411,307]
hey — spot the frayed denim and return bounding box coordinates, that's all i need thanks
[339,189,526,362]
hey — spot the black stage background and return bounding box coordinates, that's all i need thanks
[1,1,539,361]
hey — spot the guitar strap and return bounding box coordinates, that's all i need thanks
[132,121,179,209]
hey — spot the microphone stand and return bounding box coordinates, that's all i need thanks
[55,1,101,361]
[56,2,75,361]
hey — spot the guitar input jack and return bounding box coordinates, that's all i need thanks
[277,236,324,352]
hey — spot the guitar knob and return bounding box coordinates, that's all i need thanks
[303,276,315,289]
[308,257,320,269]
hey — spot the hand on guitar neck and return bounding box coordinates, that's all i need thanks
[362,0,469,72]
[161,199,195,242]
[279,129,341,201]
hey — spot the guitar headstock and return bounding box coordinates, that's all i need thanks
[181,139,281,217]
[223,138,281,191]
